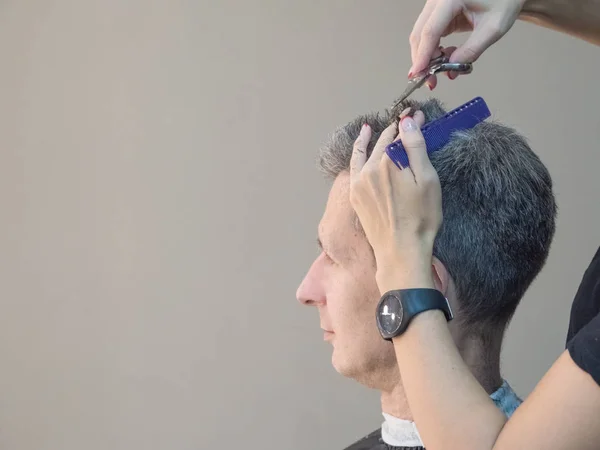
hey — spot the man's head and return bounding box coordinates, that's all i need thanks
[296,98,556,390]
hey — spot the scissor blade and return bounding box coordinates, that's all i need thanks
[391,74,430,110]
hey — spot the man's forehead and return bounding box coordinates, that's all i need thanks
[318,173,361,259]
[320,173,353,226]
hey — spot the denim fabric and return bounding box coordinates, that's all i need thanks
[490,379,522,417]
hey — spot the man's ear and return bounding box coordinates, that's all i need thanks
[431,256,450,296]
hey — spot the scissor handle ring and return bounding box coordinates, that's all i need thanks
[433,62,473,74]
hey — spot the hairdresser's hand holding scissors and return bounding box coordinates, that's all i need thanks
[349,111,440,292]
[409,0,524,81]
[411,0,600,90]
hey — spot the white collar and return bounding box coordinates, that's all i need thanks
[380,412,424,447]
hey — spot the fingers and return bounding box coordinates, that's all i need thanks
[397,113,434,180]
[409,0,438,74]
[411,0,520,80]
[426,74,438,91]
[365,121,398,168]
[413,110,426,128]
[424,46,445,90]
[413,0,460,74]
[350,123,372,183]
[399,107,412,120]
[393,110,425,141]
[351,110,428,184]
[448,14,510,64]
[438,46,459,81]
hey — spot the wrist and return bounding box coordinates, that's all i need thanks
[376,260,435,293]
[373,241,436,292]
[394,308,447,334]
[390,309,449,347]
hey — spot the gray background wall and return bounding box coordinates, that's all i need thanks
[0,1,598,449]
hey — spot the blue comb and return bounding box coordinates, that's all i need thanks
[385,97,491,169]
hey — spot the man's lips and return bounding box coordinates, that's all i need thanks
[321,329,334,340]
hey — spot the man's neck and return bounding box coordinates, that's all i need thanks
[380,379,414,419]
[380,336,503,420]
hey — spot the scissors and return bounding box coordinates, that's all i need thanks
[391,55,473,110]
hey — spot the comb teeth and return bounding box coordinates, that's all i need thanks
[385,97,491,169]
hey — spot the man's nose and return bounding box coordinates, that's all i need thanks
[296,260,325,307]
[296,284,318,306]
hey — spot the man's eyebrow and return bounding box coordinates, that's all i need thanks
[317,233,354,262]
[317,232,332,253]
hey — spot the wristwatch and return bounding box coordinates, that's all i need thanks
[376,288,454,341]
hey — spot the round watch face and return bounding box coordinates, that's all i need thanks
[378,293,403,336]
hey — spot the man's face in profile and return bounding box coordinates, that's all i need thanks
[296,172,398,387]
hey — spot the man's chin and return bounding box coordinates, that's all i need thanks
[331,348,396,390]
[331,349,365,381]
[331,352,350,377]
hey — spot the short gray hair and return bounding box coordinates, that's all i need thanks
[318,98,557,331]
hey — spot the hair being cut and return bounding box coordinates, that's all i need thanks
[318,98,556,332]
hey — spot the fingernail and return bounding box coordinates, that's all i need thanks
[401,116,417,132]
[408,71,413,79]
[448,71,457,80]
[363,123,369,128]
[400,107,411,118]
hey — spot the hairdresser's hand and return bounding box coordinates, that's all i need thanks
[349,110,442,291]
[410,0,525,83]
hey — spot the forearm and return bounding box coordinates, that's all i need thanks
[521,0,600,45]
[378,267,600,450]
[378,269,506,450]
[492,351,600,450]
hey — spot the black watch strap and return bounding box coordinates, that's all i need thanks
[378,288,453,341]
[401,288,453,323]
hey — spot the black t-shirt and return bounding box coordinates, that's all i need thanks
[566,246,600,385]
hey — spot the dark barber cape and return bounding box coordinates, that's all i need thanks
[343,428,422,450]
